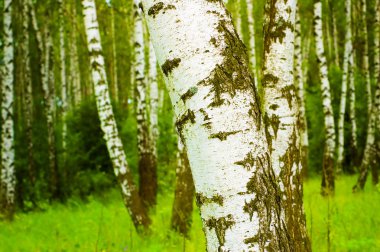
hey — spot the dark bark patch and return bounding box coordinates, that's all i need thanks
[196,193,224,206]
[181,86,198,103]
[161,58,181,76]
[262,73,279,87]
[205,215,235,248]
[281,85,296,109]
[147,2,175,18]
[264,113,280,152]
[243,199,258,221]
[175,109,196,141]
[235,152,255,170]
[209,131,240,141]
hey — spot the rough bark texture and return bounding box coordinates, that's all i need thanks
[134,1,158,208]
[314,1,336,196]
[82,0,151,230]
[353,73,380,192]
[171,138,195,237]
[247,0,259,87]
[142,0,308,250]
[336,0,353,174]
[294,5,309,177]
[263,1,311,250]
[0,0,16,218]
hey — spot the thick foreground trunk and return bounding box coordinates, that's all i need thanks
[142,0,309,250]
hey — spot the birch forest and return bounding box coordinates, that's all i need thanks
[0,0,379,251]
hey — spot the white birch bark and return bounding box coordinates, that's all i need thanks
[336,0,353,173]
[374,0,380,82]
[361,0,372,117]
[247,0,258,87]
[295,6,309,175]
[314,1,336,195]
[82,0,150,229]
[142,0,306,250]
[69,2,81,106]
[348,47,358,163]
[263,1,310,249]
[0,0,16,216]
[58,0,68,155]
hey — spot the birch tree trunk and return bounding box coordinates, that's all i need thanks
[295,5,309,177]
[21,0,36,205]
[29,0,60,200]
[149,41,159,162]
[142,0,309,250]
[361,0,372,117]
[111,5,119,103]
[0,0,16,218]
[59,0,68,158]
[171,137,195,237]
[353,73,380,191]
[134,1,157,208]
[246,0,259,87]
[314,1,336,196]
[348,47,358,167]
[69,2,81,107]
[82,0,151,230]
[262,1,311,250]
[336,0,353,174]
[234,0,242,39]
[374,0,380,80]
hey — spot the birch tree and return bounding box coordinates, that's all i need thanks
[82,0,150,230]
[69,1,81,106]
[149,41,159,163]
[314,0,336,196]
[134,1,157,208]
[294,5,309,176]
[247,0,259,87]
[348,44,358,167]
[110,4,119,102]
[0,0,16,218]
[142,0,309,250]
[361,0,372,117]
[336,0,353,173]
[262,0,310,249]
[375,0,380,81]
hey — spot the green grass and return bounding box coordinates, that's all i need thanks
[0,176,379,252]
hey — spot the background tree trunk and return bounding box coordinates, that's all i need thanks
[82,0,151,230]
[314,0,336,196]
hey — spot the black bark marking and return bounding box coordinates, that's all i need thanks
[161,58,181,76]
[181,87,198,103]
[147,2,175,18]
[175,109,196,142]
[195,193,224,206]
[209,131,240,141]
[235,152,255,170]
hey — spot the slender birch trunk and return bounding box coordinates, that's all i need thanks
[134,1,157,208]
[29,0,60,200]
[111,5,119,103]
[331,3,340,66]
[149,41,159,162]
[348,45,358,167]
[353,73,380,191]
[361,0,372,117]
[171,137,195,237]
[69,2,81,106]
[234,0,242,38]
[21,0,36,204]
[295,6,309,177]
[336,0,353,174]
[314,1,336,196]
[142,0,308,250]
[246,0,258,87]
[374,0,380,80]
[82,0,150,230]
[0,0,16,218]
[263,1,311,250]
[58,0,68,161]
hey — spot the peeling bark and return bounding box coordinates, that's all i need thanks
[314,1,336,196]
[82,0,151,230]
[142,0,308,250]
[0,0,16,218]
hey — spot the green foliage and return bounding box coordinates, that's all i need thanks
[0,176,379,251]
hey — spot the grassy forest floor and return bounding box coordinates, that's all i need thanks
[0,176,379,252]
